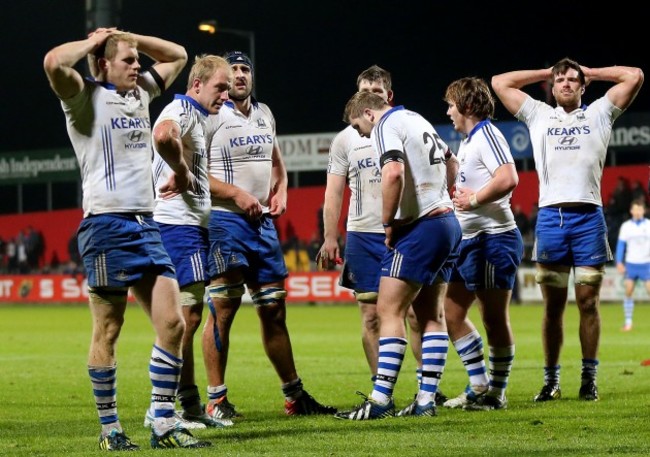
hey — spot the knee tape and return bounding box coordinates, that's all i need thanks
[535,269,570,288]
[355,291,378,303]
[208,282,245,300]
[179,282,206,307]
[574,266,604,286]
[251,287,287,306]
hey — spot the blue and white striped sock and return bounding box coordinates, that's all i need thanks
[149,345,182,434]
[488,345,515,400]
[89,364,121,435]
[453,330,488,388]
[623,298,634,327]
[371,337,407,404]
[418,332,448,405]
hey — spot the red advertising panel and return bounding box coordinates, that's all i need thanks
[285,271,355,302]
[0,272,356,304]
[0,274,89,302]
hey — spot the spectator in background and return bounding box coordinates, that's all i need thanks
[0,236,6,272]
[609,177,633,217]
[22,226,41,271]
[66,231,83,274]
[630,179,649,206]
[606,178,634,257]
[615,199,650,331]
[16,234,28,274]
[528,204,538,233]
[6,238,17,273]
[283,236,311,272]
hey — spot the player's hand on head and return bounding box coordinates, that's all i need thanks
[87,27,117,41]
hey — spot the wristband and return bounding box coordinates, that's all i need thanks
[382,222,392,228]
[469,193,480,209]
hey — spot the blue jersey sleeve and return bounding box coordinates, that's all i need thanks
[615,239,626,264]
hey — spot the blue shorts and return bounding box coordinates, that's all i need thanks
[533,205,612,266]
[158,223,209,288]
[77,214,176,289]
[625,262,650,281]
[340,231,385,293]
[207,211,288,284]
[450,229,523,290]
[381,212,461,285]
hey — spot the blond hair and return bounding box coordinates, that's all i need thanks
[87,32,137,79]
[187,54,232,90]
[343,91,389,123]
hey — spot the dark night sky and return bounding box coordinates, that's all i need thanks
[2,0,649,153]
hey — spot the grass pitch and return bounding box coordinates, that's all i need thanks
[1,301,649,456]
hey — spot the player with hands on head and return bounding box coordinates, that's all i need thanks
[44,28,215,449]
[492,58,644,402]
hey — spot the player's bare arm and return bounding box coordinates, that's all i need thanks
[131,33,187,89]
[153,120,196,198]
[43,28,114,99]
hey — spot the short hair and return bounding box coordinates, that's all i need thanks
[552,57,585,85]
[343,91,389,123]
[444,77,495,119]
[356,65,392,91]
[187,54,232,90]
[87,32,137,78]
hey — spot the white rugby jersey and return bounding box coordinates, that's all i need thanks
[516,94,623,208]
[618,218,650,264]
[61,73,161,217]
[328,125,383,233]
[152,95,210,227]
[205,100,276,213]
[372,106,453,222]
[455,120,517,239]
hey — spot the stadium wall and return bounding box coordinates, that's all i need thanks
[0,267,641,304]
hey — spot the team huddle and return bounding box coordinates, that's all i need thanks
[43,28,644,450]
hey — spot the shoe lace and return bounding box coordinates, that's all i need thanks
[173,428,197,446]
[353,391,370,407]
[156,427,198,447]
[109,431,134,448]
